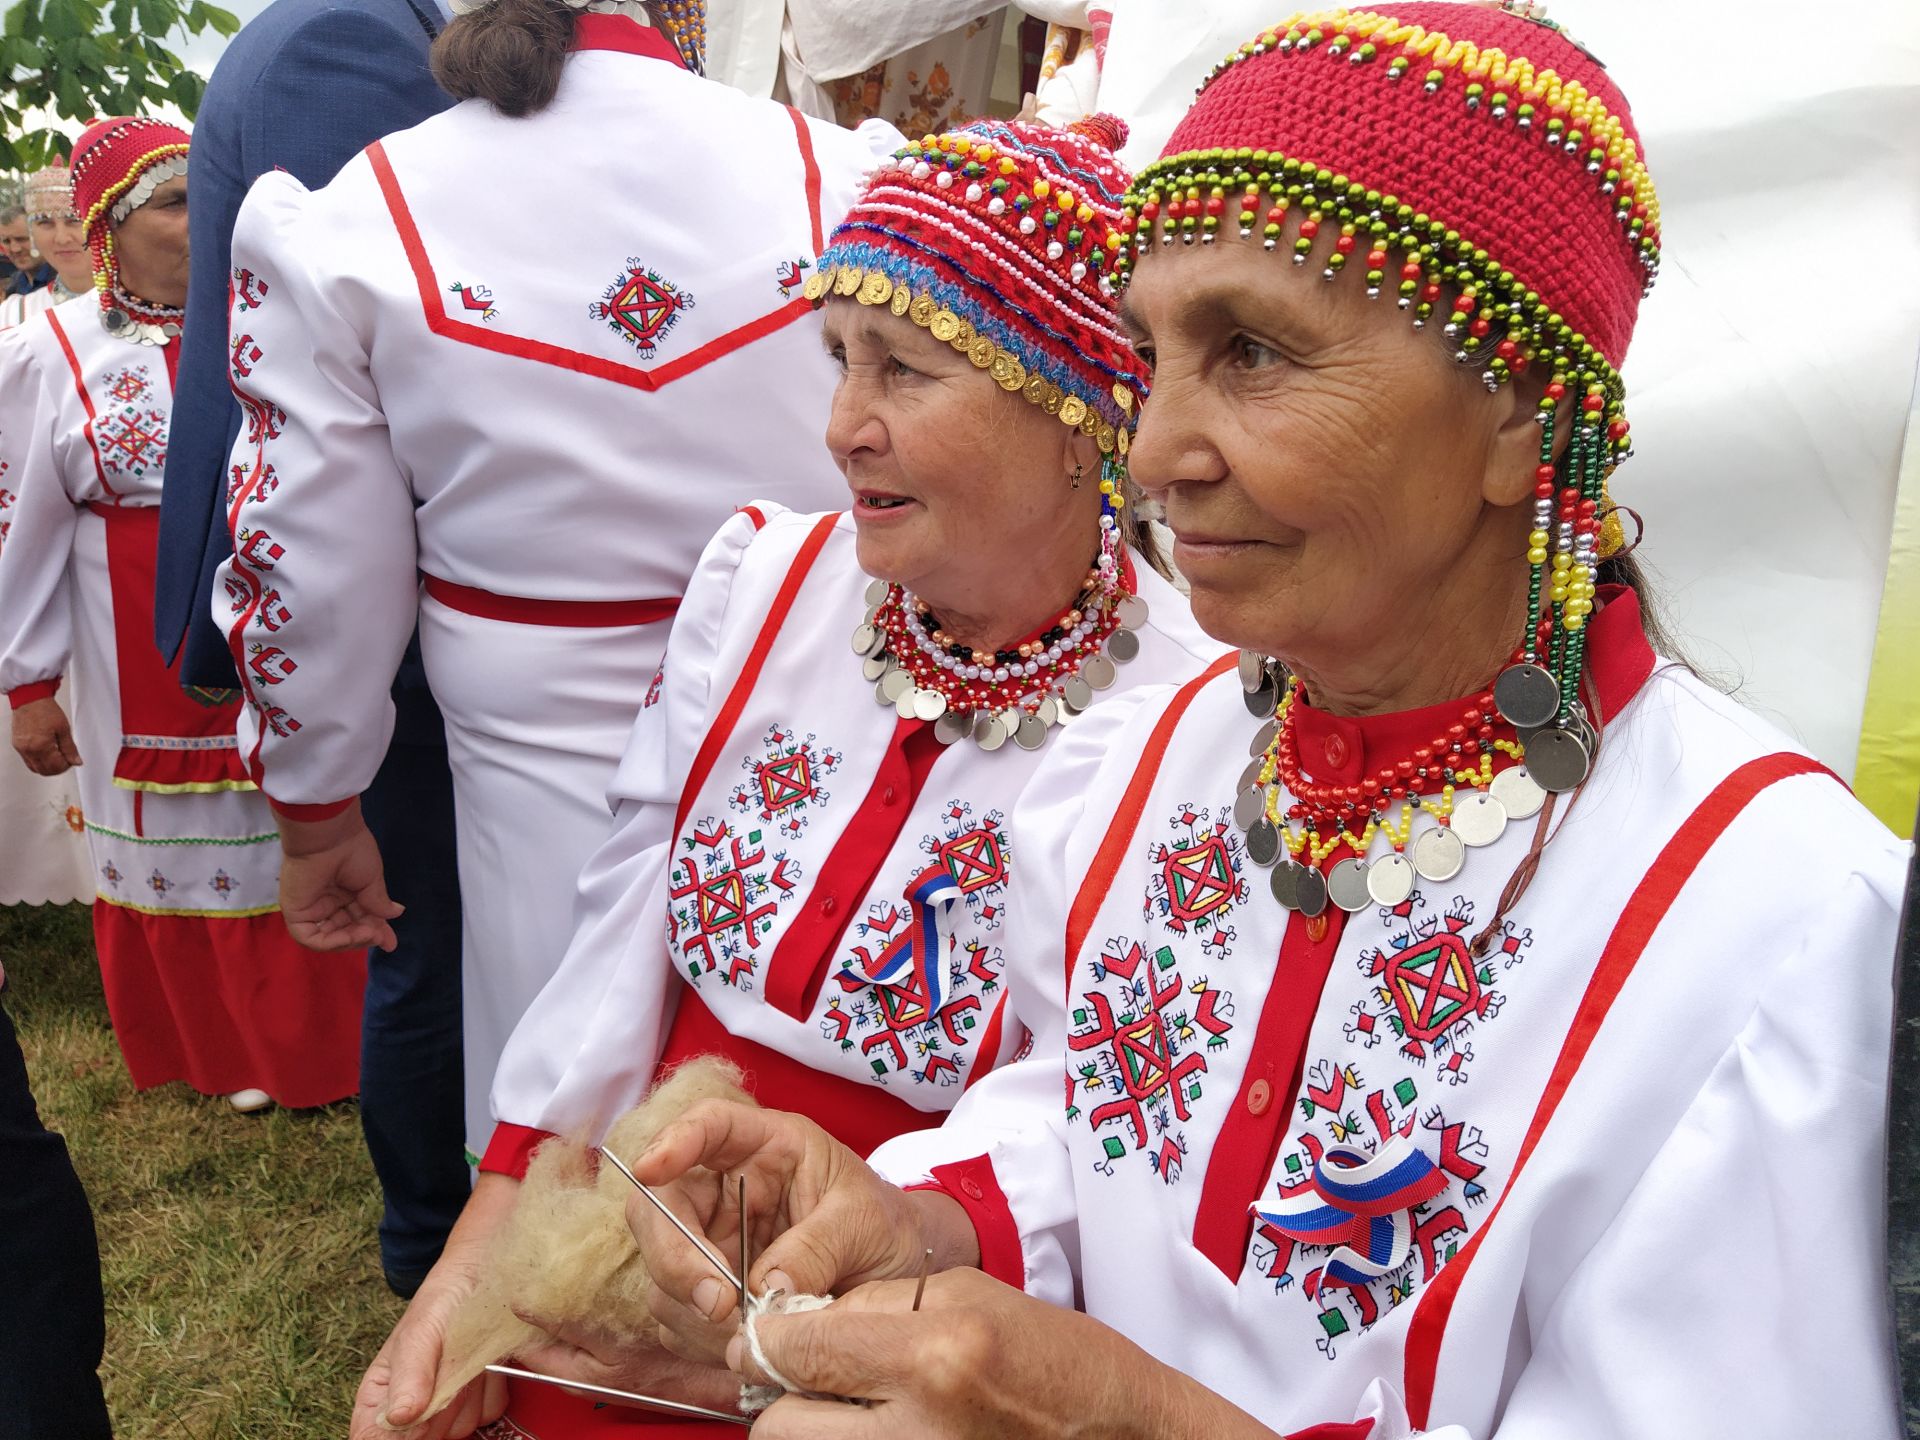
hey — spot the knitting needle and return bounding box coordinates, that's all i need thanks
[910,1246,933,1312]
[738,1174,750,1316]
[484,1364,752,1428]
[599,1147,744,1294]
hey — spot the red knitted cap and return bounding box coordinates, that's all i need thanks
[1144,4,1657,368]
[811,114,1144,452]
[72,116,191,247]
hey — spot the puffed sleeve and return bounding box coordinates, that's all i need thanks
[0,331,80,708]
[481,505,784,1178]
[214,168,418,818]
[869,686,1169,1308]
[1310,848,1906,1440]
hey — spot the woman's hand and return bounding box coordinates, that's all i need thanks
[277,800,403,951]
[738,1269,1281,1440]
[349,1174,517,1440]
[11,695,81,775]
[626,1101,979,1365]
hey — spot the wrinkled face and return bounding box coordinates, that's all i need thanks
[109,174,190,301]
[1121,228,1539,675]
[0,219,32,271]
[822,300,1100,611]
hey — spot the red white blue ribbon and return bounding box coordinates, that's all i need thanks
[1253,1137,1448,1287]
[850,865,963,1012]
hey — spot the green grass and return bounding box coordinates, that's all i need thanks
[1,903,403,1438]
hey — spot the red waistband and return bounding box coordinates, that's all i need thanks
[421,574,679,628]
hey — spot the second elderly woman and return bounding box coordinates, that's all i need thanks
[354,115,1221,1439]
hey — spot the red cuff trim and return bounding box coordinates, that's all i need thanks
[910,1156,1024,1291]
[267,795,356,822]
[479,1121,557,1180]
[1286,1423,1374,1440]
[7,678,60,709]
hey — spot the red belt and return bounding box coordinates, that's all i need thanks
[421,574,679,628]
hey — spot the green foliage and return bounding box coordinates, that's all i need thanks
[0,0,239,170]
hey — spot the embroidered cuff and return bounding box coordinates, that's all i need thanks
[7,677,61,709]
[907,1156,1025,1292]
[480,1121,557,1180]
[266,794,356,822]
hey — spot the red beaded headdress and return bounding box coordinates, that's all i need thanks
[1121,1,1662,743]
[808,115,1145,483]
[23,162,78,223]
[70,116,191,344]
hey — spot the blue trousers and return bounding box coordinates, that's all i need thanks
[356,679,469,1278]
[0,994,112,1439]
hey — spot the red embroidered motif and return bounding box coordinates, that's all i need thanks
[589,260,693,358]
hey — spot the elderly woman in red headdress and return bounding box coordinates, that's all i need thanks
[0,119,364,1112]
[622,7,1905,1438]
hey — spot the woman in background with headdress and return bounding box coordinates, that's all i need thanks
[0,119,365,1111]
[0,163,93,331]
[628,8,1904,1437]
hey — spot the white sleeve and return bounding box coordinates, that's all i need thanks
[870,691,1164,1308]
[485,508,773,1163]
[0,334,80,702]
[1330,862,1906,1440]
[214,169,417,811]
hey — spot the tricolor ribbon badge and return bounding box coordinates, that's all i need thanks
[1253,1137,1448,1289]
[850,865,965,1014]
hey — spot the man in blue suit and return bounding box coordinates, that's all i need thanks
[158,0,468,1297]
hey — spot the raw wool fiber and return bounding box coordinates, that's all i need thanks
[421,1057,755,1419]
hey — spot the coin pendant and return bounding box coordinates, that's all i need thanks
[874,678,894,707]
[1036,696,1060,728]
[974,711,1009,751]
[1245,817,1282,868]
[1268,860,1302,910]
[851,623,879,656]
[1014,713,1049,750]
[862,655,889,682]
[1494,662,1562,729]
[1411,825,1466,883]
[913,688,948,722]
[895,689,919,719]
[1106,628,1141,664]
[1366,853,1417,906]
[1450,792,1509,848]
[1291,864,1329,918]
[865,577,891,606]
[1116,594,1150,630]
[1327,858,1372,913]
[1233,786,1265,830]
[934,711,972,745]
[160,321,182,339]
[1526,725,1592,793]
[1081,654,1117,691]
[1489,764,1547,820]
[1238,757,1265,793]
[1061,675,1093,712]
[1248,719,1278,758]
[1243,678,1278,718]
[1238,650,1268,693]
[880,668,913,703]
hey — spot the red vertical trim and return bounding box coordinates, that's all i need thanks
[1063,653,1236,964]
[671,513,841,838]
[45,310,118,498]
[785,104,825,253]
[762,717,946,1020]
[366,134,820,390]
[1191,910,1348,1276]
[738,505,769,531]
[1400,751,1838,1425]
[161,336,181,389]
[964,996,1009,1088]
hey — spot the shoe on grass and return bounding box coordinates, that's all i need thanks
[226,1088,273,1113]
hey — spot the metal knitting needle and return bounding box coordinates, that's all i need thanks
[737,1174,750,1316]
[910,1246,934,1312]
[599,1147,743,1294]
[483,1364,752,1428]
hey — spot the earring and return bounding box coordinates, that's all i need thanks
[1070,463,1084,489]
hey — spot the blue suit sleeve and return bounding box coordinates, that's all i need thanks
[159,6,451,682]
